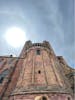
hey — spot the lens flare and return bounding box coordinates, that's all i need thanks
[5,27,26,48]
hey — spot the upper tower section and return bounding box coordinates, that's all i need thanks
[20,40,55,58]
[12,40,72,95]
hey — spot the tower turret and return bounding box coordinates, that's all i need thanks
[9,41,73,100]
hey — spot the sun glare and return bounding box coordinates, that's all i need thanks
[5,27,26,48]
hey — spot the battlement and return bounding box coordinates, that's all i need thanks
[24,40,52,50]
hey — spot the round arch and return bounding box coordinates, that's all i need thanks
[35,95,48,100]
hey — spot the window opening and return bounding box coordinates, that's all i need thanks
[38,70,41,74]
[36,50,40,55]
[67,97,70,100]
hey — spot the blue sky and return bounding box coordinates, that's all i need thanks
[0,0,74,68]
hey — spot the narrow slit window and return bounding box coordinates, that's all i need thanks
[36,50,40,55]
[38,70,41,74]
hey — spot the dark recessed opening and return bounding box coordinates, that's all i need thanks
[71,86,74,90]
[0,77,4,83]
[36,50,40,55]
[67,97,70,100]
[42,96,47,100]
[38,70,41,74]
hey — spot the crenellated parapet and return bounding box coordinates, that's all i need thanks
[20,40,55,58]
[23,40,53,51]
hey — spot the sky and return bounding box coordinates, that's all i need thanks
[0,0,74,68]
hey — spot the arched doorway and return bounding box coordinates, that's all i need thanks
[42,96,47,100]
[35,95,48,100]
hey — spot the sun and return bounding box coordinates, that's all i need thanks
[5,27,26,48]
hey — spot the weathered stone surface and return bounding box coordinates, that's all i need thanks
[0,41,74,100]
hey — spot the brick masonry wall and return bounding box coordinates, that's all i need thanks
[2,59,24,100]
[9,93,73,100]
[0,41,73,100]
[13,46,69,93]
[0,57,18,98]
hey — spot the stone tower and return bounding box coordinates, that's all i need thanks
[0,41,74,100]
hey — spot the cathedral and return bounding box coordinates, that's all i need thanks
[0,41,74,100]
